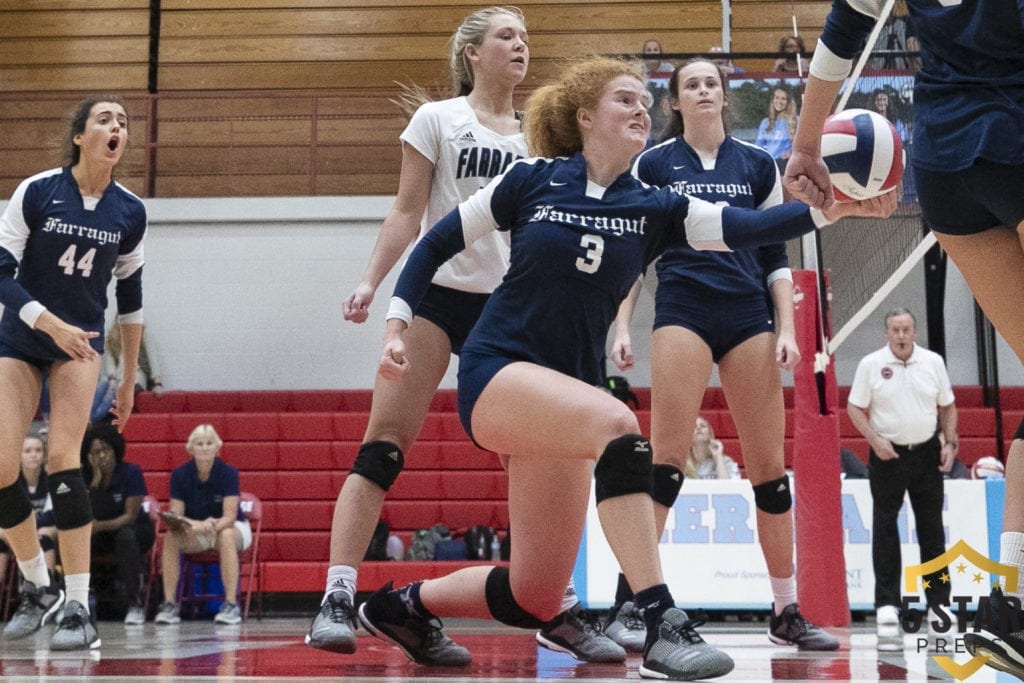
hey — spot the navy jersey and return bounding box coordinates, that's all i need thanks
[817,0,1024,172]
[392,153,824,386]
[170,458,246,522]
[0,167,146,358]
[634,136,789,299]
[88,461,147,522]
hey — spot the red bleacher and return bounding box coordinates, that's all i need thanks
[128,386,1013,595]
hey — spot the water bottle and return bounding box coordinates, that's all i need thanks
[490,533,501,561]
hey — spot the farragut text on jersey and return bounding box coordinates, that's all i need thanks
[42,217,122,246]
[529,204,648,237]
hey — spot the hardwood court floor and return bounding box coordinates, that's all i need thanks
[0,616,1016,682]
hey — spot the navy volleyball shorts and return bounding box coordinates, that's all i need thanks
[915,159,1024,235]
[653,287,774,363]
[415,283,490,354]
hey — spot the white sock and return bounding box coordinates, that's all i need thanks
[64,573,90,613]
[560,577,579,613]
[1001,531,1024,602]
[17,551,49,588]
[770,575,798,615]
[324,565,358,604]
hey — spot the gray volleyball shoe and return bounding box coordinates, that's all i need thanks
[639,607,734,681]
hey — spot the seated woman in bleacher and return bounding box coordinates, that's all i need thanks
[0,433,58,593]
[686,417,741,481]
[154,424,249,626]
[81,421,153,625]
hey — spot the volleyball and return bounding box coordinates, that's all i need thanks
[971,456,1006,480]
[820,108,905,202]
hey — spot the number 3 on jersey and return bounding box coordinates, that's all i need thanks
[575,234,604,274]
[58,244,96,277]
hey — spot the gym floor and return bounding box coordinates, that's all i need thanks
[0,615,1014,682]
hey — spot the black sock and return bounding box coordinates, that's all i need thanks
[615,573,634,606]
[392,581,436,620]
[635,583,674,649]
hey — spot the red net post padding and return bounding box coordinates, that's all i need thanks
[792,270,850,627]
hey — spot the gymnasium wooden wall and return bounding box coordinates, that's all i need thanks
[0,0,828,198]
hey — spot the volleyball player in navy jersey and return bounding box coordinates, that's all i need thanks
[783,1,1024,676]
[355,56,893,681]
[0,96,146,650]
[307,7,623,665]
[606,59,857,652]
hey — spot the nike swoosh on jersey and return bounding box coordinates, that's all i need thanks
[672,164,686,170]
[550,181,567,187]
[52,199,65,204]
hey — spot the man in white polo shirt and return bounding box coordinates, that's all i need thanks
[847,307,958,651]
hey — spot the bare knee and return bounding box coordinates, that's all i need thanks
[595,406,642,448]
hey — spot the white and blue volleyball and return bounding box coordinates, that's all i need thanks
[821,108,905,202]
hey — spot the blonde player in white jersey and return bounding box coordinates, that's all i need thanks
[305,6,625,666]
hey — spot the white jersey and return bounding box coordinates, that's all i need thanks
[401,96,526,293]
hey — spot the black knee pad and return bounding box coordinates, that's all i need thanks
[1014,415,1024,441]
[484,566,545,629]
[0,480,33,529]
[350,440,404,491]
[594,434,653,504]
[48,469,94,531]
[753,475,792,514]
[39,535,56,552]
[651,464,684,508]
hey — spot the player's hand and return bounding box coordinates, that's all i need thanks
[36,312,100,361]
[775,333,801,372]
[783,150,835,212]
[342,283,376,323]
[379,333,409,380]
[610,335,634,371]
[110,380,136,432]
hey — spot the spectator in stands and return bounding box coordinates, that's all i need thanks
[756,86,799,164]
[0,434,58,592]
[606,59,849,653]
[81,421,153,625]
[870,90,908,145]
[686,417,741,480]
[91,323,163,423]
[846,307,957,650]
[642,38,676,76]
[709,46,743,75]
[354,54,881,680]
[155,424,250,626]
[772,35,809,74]
[642,39,675,142]
[311,6,623,665]
[0,96,146,650]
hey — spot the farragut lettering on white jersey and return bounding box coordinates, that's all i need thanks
[401,96,527,293]
[0,166,146,357]
[390,152,820,386]
[634,135,790,298]
[813,0,1024,172]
